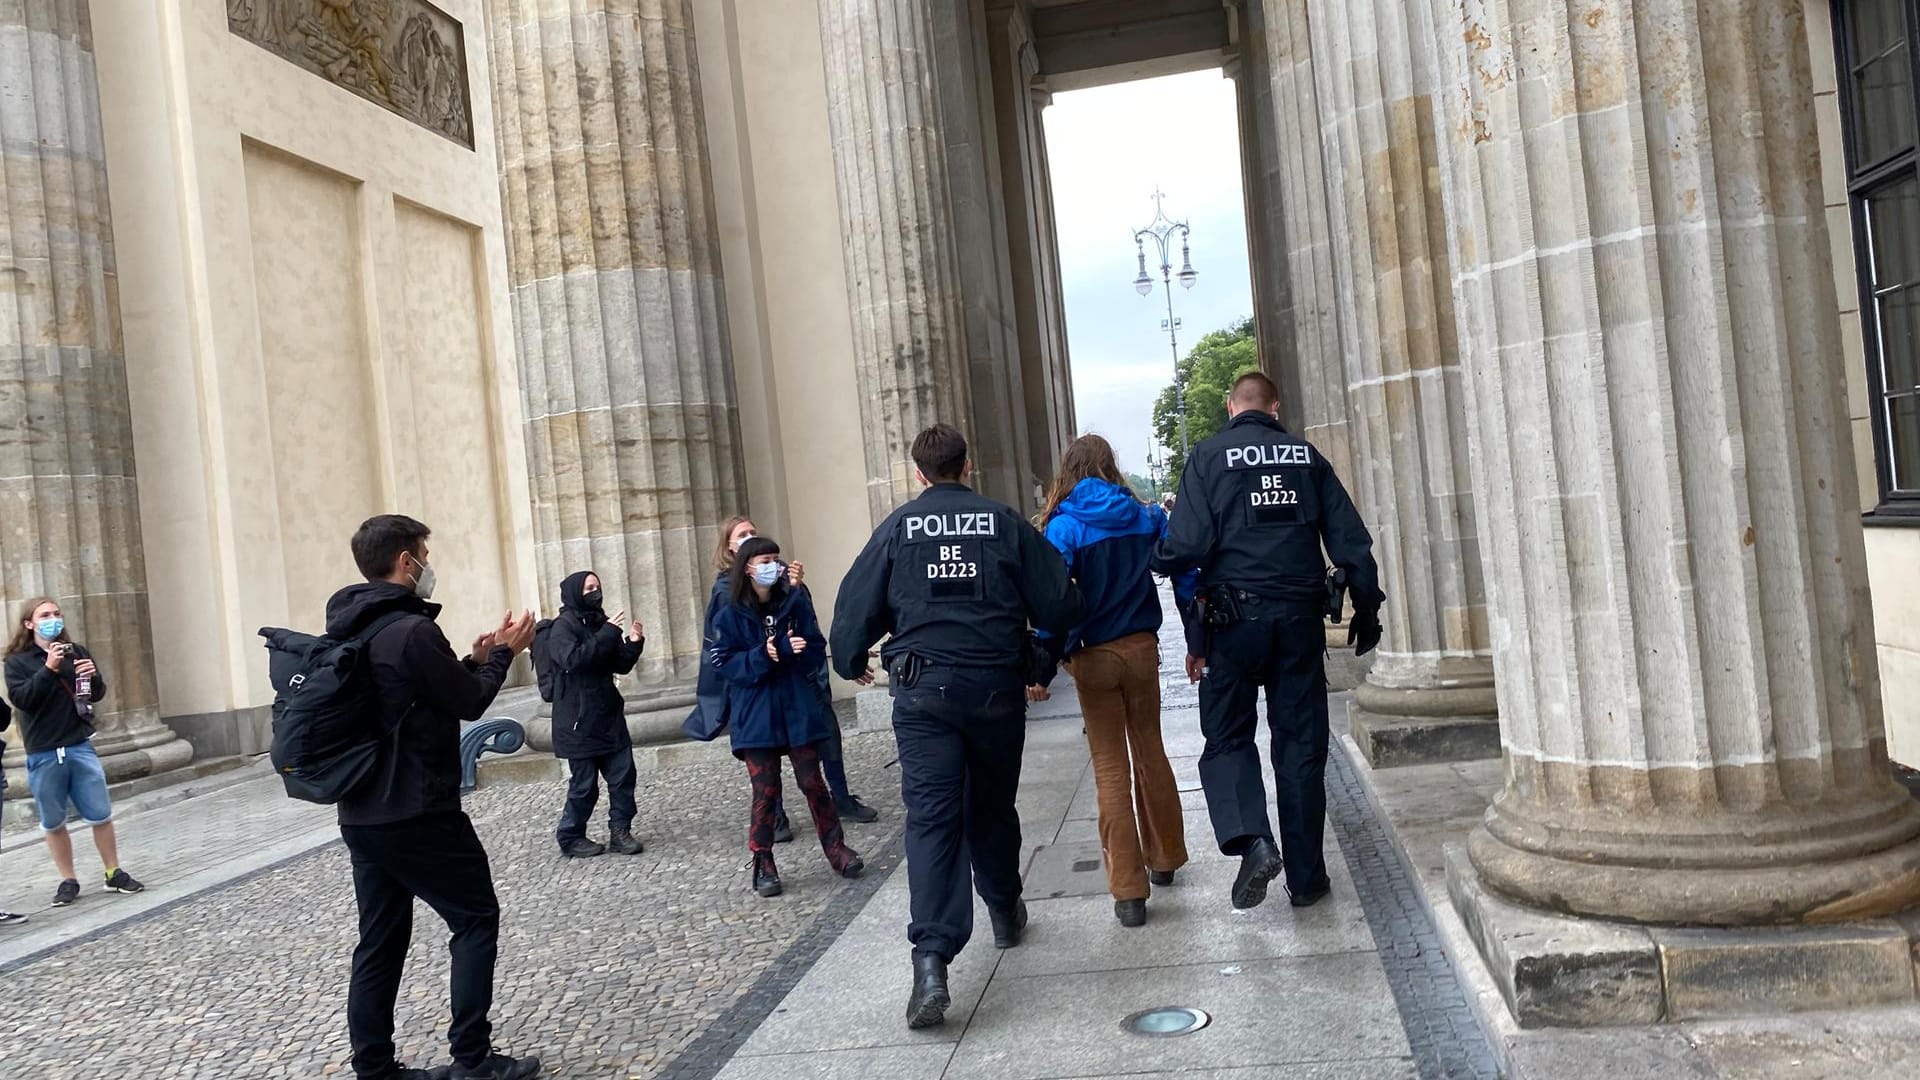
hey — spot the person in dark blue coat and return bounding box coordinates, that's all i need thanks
[709,536,864,897]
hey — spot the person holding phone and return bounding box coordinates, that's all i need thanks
[708,536,863,897]
[547,570,647,858]
[4,599,146,908]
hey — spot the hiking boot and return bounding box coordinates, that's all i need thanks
[1148,869,1176,887]
[608,828,646,856]
[51,879,80,907]
[0,911,27,927]
[105,868,145,894]
[752,852,783,898]
[989,899,1028,949]
[905,952,951,1029]
[449,1051,541,1080]
[829,846,865,880]
[772,813,794,844]
[834,795,881,824]
[1114,899,1147,927]
[1230,837,1284,910]
[561,837,606,858]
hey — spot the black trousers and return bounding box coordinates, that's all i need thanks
[1197,614,1331,896]
[341,810,500,1077]
[891,670,1026,962]
[555,747,638,846]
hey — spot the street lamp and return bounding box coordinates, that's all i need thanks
[1132,189,1197,455]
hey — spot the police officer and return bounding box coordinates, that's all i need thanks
[1152,372,1382,911]
[831,423,1083,1030]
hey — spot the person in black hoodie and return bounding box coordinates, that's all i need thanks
[5,598,146,909]
[0,692,21,926]
[329,515,542,1080]
[547,570,646,858]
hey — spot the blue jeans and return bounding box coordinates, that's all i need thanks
[26,740,113,831]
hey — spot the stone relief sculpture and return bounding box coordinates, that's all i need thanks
[227,0,474,147]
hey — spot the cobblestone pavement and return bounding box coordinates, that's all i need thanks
[0,735,902,1079]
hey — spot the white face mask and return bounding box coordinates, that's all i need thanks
[731,532,755,554]
[409,554,437,600]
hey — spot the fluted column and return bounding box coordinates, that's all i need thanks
[1429,0,1920,923]
[486,0,745,694]
[0,1,190,791]
[818,0,973,523]
[1303,0,1496,765]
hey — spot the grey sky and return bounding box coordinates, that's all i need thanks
[1042,69,1254,480]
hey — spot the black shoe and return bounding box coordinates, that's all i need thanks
[104,869,145,894]
[990,899,1029,949]
[608,828,645,856]
[1148,869,1176,887]
[831,847,865,879]
[560,837,606,858]
[772,814,795,844]
[51,879,80,907]
[449,1052,541,1080]
[1289,880,1332,908]
[835,795,881,824]
[905,952,951,1029]
[752,852,783,898]
[394,1066,453,1080]
[0,911,27,927]
[1115,899,1147,927]
[1231,838,1284,910]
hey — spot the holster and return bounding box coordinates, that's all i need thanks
[1324,567,1349,625]
[886,652,924,690]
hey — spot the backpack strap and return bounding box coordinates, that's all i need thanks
[349,610,418,645]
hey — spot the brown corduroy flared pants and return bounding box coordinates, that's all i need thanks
[1066,632,1188,901]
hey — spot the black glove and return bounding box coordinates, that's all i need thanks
[1349,607,1383,657]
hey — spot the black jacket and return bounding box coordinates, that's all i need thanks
[548,571,644,759]
[4,642,106,754]
[1152,410,1382,611]
[829,482,1083,679]
[326,581,514,827]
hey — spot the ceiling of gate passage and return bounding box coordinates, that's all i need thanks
[1029,0,1233,91]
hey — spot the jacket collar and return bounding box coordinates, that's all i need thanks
[1228,410,1287,434]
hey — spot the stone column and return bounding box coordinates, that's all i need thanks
[0,1,190,792]
[1303,0,1497,766]
[1430,0,1920,923]
[818,0,974,523]
[486,0,746,701]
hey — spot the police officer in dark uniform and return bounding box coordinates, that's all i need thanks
[831,423,1083,1030]
[1152,372,1382,911]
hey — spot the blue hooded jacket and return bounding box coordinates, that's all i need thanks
[1040,478,1197,661]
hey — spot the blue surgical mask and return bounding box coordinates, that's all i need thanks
[750,562,785,588]
[36,617,63,641]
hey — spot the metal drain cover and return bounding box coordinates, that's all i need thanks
[1121,1006,1211,1038]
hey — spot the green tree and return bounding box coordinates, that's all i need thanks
[1152,316,1259,485]
[1124,471,1161,502]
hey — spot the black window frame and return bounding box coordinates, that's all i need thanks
[1835,0,1920,523]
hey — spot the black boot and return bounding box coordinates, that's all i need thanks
[772,812,794,844]
[608,828,645,855]
[561,837,606,858]
[989,898,1029,949]
[1148,869,1176,887]
[835,794,881,824]
[1289,879,1332,908]
[752,851,783,897]
[1114,898,1147,927]
[905,952,951,1029]
[1230,837,1284,910]
[448,1051,541,1080]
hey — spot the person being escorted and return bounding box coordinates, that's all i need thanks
[709,536,864,897]
[327,515,543,1080]
[1151,372,1383,912]
[831,423,1083,1029]
[1030,434,1189,928]
[545,571,647,859]
[4,600,146,908]
[0,693,20,927]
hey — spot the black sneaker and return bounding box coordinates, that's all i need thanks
[772,814,794,844]
[0,911,28,927]
[560,837,606,858]
[105,869,145,894]
[51,879,80,906]
[449,1051,541,1080]
[835,795,881,824]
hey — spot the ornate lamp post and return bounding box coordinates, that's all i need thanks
[1132,189,1198,455]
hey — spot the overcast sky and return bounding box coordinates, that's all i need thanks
[1042,69,1254,479]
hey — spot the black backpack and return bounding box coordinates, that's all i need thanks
[260,611,412,804]
[531,618,556,703]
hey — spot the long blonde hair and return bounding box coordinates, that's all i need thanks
[713,515,754,573]
[1038,434,1135,524]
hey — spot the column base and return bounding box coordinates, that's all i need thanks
[1447,843,1920,1027]
[1349,678,1499,769]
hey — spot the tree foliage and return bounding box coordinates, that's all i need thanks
[1151,316,1259,484]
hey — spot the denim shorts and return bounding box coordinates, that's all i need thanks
[25,740,113,831]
